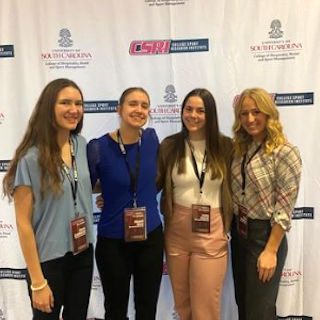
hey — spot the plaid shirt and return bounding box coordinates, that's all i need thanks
[231,141,302,231]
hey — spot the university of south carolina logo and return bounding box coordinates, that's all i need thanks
[58,29,74,47]
[0,220,14,238]
[164,85,178,103]
[42,28,93,70]
[251,19,302,62]
[149,85,180,124]
[269,19,284,39]
[92,274,102,291]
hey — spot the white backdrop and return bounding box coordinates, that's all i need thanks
[0,1,319,319]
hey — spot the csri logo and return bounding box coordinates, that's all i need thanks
[269,19,284,39]
[164,85,178,103]
[129,40,170,55]
[58,29,74,47]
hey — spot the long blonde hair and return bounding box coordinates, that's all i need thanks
[2,78,84,201]
[233,88,286,158]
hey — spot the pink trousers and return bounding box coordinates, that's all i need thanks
[165,203,228,320]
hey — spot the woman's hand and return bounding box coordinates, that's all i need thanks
[257,249,277,283]
[32,284,54,313]
[14,186,54,312]
[257,223,285,282]
[96,193,104,210]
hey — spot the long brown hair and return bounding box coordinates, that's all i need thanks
[2,78,84,201]
[170,88,226,179]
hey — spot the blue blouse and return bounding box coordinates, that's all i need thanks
[14,134,95,263]
[87,128,162,238]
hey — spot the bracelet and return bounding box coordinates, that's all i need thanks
[30,279,48,292]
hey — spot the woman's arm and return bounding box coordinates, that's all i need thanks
[87,139,100,190]
[92,180,101,193]
[257,223,285,282]
[14,186,54,313]
[257,144,302,282]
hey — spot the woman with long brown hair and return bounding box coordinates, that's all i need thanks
[157,88,233,320]
[3,78,94,320]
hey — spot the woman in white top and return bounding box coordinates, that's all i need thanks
[157,88,233,320]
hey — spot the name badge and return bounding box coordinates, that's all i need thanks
[238,205,248,238]
[192,204,211,233]
[70,216,89,255]
[125,207,147,242]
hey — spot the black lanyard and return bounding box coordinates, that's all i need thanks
[117,130,141,208]
[241,144,262,194]
[62,138,78,209]
[186,139,207,195]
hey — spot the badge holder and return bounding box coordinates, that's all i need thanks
[70,215,89,255]
[238,205,248,238]
[192,204,211,233]
[124,207,147,242]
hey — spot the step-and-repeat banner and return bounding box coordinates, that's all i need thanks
[1,0,319,319]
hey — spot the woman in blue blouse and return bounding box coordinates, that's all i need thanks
[2,78,94,320]
[87,87,163,320]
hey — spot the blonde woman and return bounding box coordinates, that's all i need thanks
[231,88,302,320]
